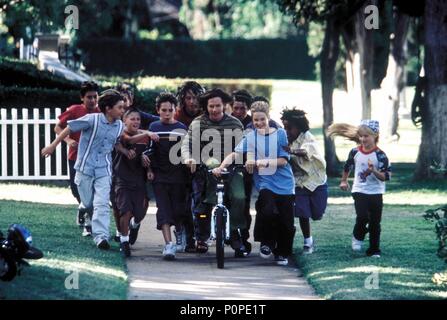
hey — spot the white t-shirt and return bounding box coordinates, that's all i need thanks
[343,146,391,194]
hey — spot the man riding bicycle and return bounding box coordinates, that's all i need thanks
[181,88,250,257]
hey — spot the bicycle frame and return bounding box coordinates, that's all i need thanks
[210,180,230,242]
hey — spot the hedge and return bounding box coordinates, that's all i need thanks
[78,38,316,80]
[0,57,80,91]
[0,85,159,113]
[0,86,80,109]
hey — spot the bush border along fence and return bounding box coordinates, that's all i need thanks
[78,38,316,80]
[0,56,79,91]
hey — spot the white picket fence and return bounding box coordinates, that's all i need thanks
[0,108,69,180]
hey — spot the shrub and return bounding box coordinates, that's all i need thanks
[0,57,79,90]
[78,38,316,80]
[0,86,80,109]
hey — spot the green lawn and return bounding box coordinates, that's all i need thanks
[293,164,447,300]
[0,201,127,300]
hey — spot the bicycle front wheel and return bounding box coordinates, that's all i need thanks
[215,207,226,269]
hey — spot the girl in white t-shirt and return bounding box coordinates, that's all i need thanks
[328,120,391,258]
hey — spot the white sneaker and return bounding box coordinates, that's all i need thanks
[352,236,363,251]
[162,242,176,260]
[274,255,289,266]
[303,243,315,254]
[174,229,186,252]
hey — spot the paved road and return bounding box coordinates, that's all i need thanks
[127,211,319,300]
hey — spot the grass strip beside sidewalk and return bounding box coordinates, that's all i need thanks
[293,204,447,300]
[0,200,127,300]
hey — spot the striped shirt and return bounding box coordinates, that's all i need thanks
[68,113,124,178]
[181,114,244,164]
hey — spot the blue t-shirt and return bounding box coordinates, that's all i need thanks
[139,110,159,129]
[148,120,188,184]
[235,128,295,195]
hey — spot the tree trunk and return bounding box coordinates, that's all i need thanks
[354,0,377,119]
[381,11,410,139]
[414,0,447,180]
[124,0,134,39]
[321,16,341,176]
[342,2,375,122]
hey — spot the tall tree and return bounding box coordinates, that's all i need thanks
[414,0,447,180]
[279,0,369,175]
[380,9,410,140]
[180,0,299,39]
[320,15,341,175]
[0,0,66,44]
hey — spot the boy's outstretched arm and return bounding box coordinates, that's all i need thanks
[41,127,71,157]
[55,122,78,148]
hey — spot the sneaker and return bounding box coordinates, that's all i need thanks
[97,239,110,250]
[184,241,196,253]
[234,244,249,258]
[274,255,288,266]
[82,225,92,237]
[196,240,209,253]
[114,230,121,243]
[207,237,215,247]
[352,236,363,251]
[120,241,131,257]
[162,242,176,260]
[259,245,272,259]
[129,223,140,245]
[366,248,381,258]
[303,243,315,255]
[242,240,252,256]
[174,229,186,252]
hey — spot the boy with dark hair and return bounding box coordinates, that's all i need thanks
[114,108,153,257]
[147,92,188,260]
[230,89,254,254]
[42,89,125,250]
[181,88,248,257]
[231,89,253,128]
[54,81,100,234]
[173,81,206,252]
[113,83,159,244]
[116,82,160,129]
[175,81,206,127]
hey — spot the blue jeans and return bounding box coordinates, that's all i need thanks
[75,171,112,244]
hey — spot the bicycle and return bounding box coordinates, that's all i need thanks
[203,164,245,269]
[0,224,43,281]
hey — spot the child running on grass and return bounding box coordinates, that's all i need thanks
[42,89,125,250]
[54,81,100,235]
[281,108,328,255]
[328,120,391,258]
[147,92,188,260]
[213,101,295,266]
[113,109,158,257]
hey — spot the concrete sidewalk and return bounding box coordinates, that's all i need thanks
[126,211,320,300]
